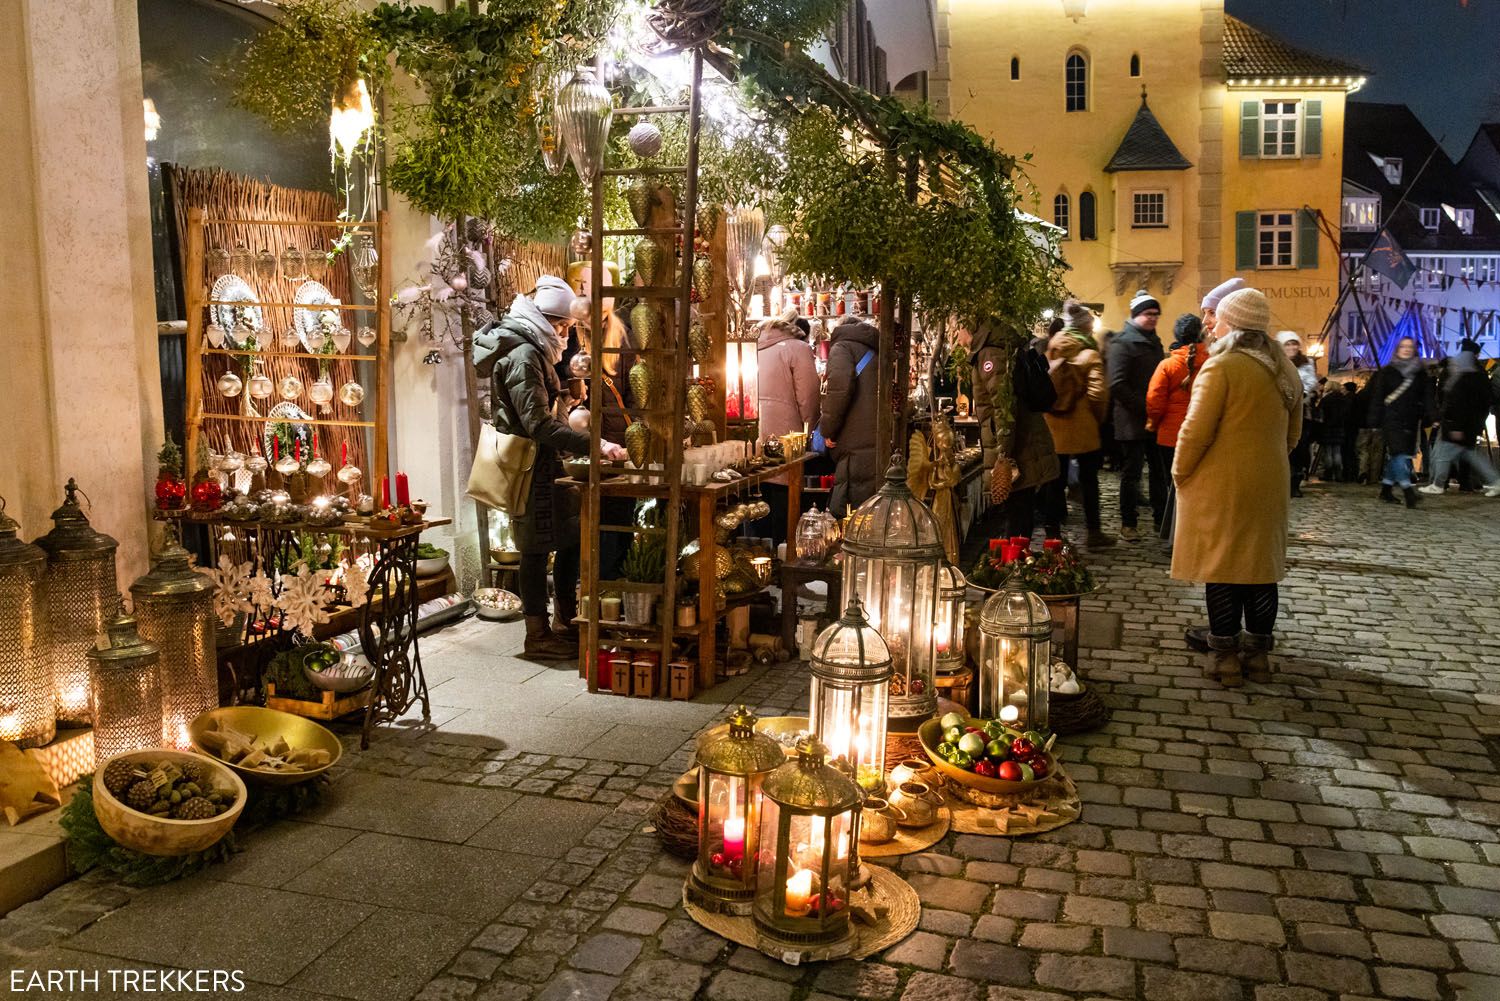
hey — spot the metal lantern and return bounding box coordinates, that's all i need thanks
[840,457,943,722]
[752,739,863,961]
[809,600,892,792]
[129,542,217,748]
[34,478,118,724]
[687,706,786,915]
[724,204,766,297]
[977,585,1053,728]
[935,561,968,676]
[0,498,54,748]
[556,68,613,183]
[86,609,161,766]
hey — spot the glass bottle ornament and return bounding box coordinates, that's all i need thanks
[216,371,243,398]
[351,233,379,297]
[280,245,306,282]
[279,326,300,350]
[338,381,365,407]
[333,327,352,353]
[278,374,303,401]
[309,376,335,413]
[255,249,278,282]
[304,324,326,353]
[247,365,273,400]
[356,326,377,348]
[229,243,254,276]
[206,323,227,349]
[220,450,245,474]
[206,245,230,278]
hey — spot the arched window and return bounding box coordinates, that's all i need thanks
[1053,193,1070,236]
[1078,191,1097,241]
[1010,56,1020,81]
[1130,53,1141,77]
[1065,52,1088,112]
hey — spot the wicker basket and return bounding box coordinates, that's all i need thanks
[1049,685,1110,734]
[652,795,699,859]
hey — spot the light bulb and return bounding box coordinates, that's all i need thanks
[330,78,374,159]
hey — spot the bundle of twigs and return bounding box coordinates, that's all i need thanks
[647,0,724,49]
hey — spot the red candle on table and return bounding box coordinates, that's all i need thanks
[723,814,746,861]
[1000,543,1022,563]
[273,437,279,461]
[1010,535,1027,548]
[988,539,1003,552]
[1043,538,1062,552]
[396,472,410,507]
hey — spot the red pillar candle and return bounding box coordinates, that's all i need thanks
[396,472,410,507]
[1000,543,1023,564]
[988,539,1003,552]
[1043,538,1063,552]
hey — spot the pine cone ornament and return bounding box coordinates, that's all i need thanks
[630,304,661,350]
[692,257,714,301]
[125,779,157,812]
[173,796,219,821]
[627,182,652,227]
[687,383,712,422]
[625,421,651,468]
[690,419,717,446]
[697,206,719,242]
[629,361,654,411]
[103,759,138,797]
[688,320,711,365]
[988,453,1016,505]
[634,238,662,286]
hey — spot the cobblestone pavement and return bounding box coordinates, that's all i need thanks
[5,480,1500,1001]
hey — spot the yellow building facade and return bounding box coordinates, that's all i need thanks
[937,0,1363,338]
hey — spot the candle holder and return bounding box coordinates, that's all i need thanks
[808,599,891,793]
[686,706,786,915]
[86,607,161,766]
[751,739,863,962]
[977,585,1053,729]
[129,541,218,749]
[934,561,968,676]
[0,498,54,748]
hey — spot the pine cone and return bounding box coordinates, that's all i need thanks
[125,779,157,812]
[173,796,219,821]
[103,759,138,798]
[178,760,206,786]
[630,304,661,350]
[687,384,712,422]
[689,320,711,365]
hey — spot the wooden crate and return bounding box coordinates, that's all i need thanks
[266,683,371,721]
[631,658,658,698]
[668,661,695,700]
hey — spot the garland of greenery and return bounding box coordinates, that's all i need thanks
[60,774,331,887]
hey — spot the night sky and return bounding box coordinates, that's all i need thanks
[1230,0,1500,158]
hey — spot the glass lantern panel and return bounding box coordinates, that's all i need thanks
[843,556,938,717]
[753,796,784,921]
[978,631,1051,728]
[700,770,751,887]
[810,676,889,791]
[777,812,852,932]
[90,663,162,766]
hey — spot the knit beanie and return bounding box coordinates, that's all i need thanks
[1201,276,1246,312]
[1172,314,1203,346]
[1216,288,1270,333]
[1460,338,1482,354]
[1275,331,1302,347]
[532,275,578,320]
[1062,299,1094,332]
[1129,289,1160,317]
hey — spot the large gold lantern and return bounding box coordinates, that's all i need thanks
[841,457,942,723]
[0,499,54,748]
[809,599,891,792]
[129,542,217,748]
[935,561,968,675]
[977,585,1052,729]
[752,739,863,961]
[687,706,786,915]
[86,609,161,766]
[34,479,118,723]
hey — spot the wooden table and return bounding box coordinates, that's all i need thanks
[778,556,843,654]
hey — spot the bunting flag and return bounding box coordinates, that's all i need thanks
[1368,229,1415,289]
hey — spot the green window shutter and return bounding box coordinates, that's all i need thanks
[1302,100,1323,157]
[1240,100,1260,158]
[1297,209,1320,269]
[1235,211,1257,269]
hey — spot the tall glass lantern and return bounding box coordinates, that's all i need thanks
[34,479,118,724]
[809,600,891,792]
[129,542,217,747]
[752,740,863,962]
[687,706,786,915]
[977,585,1052,729]
[840,457,943,722]
[934,561,968,676]
[87,610,161,766]
[0,499,54,748]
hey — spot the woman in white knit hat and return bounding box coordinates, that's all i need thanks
[1171,287,1303,686]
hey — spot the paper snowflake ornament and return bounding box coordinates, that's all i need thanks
[342,561,370,608]
[199,554,254,626]
[247,569,276,612]
[274,562,331,637]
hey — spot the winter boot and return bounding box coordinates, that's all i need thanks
[552,592,579,643]
[522,615,574,661]
[1290,474,1303,498]
[1403,486,1421,508]
[1241,632,1274,683]
[1184,626,1210,652]
[1086,529,1116,549]
[1379,484,1398,504]
[1205,633,1243,687]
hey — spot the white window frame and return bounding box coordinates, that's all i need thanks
[1065,52,1087,112]
[1412,256,1446,291]
[1257,210,1296,269]
[1053,193,1070,237]
[1260,100,1300,158]
[1419,207,1440,231]
[1449,206,1475,235]
[1379,157,1404,185]
[1132,190,1167,229]
[1341,196,1380,232]
[1457,257,1497,283]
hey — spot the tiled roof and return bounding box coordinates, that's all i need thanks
[1223,15,1366,81]
[1104,95,1192,173]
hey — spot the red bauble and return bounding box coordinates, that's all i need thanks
[190,478,222,511]
[155,473,186,510]
[997,760,1022,781]
[1010,737,1036,758]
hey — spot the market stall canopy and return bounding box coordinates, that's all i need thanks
[866,0,939,86]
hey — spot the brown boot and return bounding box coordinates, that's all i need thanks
[522,615,575,661]
[552,595,579,643]
[1205,634,1243,687]
[1241,632,1274,683]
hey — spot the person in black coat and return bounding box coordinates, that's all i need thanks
[1107,290,1166,539]
[1419,339,1500,497]
[819,318,881,516]
[1367,336,1435,508]
[1313,381,1351,482]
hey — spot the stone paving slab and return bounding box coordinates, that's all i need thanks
[287,906,480,1001]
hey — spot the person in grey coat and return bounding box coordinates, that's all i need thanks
[1108,290,1166,539]
[819,318,880,516]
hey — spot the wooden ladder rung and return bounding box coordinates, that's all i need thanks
[604,227,686,236]
[603,285,686,298]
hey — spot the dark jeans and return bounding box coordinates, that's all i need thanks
[519,545,580,619]
[1205,583,1278,638]
[1043,451,1103,534]
[1002,486,1039,541]
[597,497,634,582]
[1118,439,1166,529]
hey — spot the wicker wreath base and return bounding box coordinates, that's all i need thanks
[1049,686,1111,735]
[652,794,699,859]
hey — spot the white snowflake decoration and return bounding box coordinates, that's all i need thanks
[247,569,276,612]
[199,554,254,626]
[343,561,370,608]
[273,562,331,637]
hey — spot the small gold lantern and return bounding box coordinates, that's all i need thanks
[86,608,161,766]
[752,739,863,962]
[809,599,891,792]
[977,585,1052,729]
[935,561,968,675]
[129,541,217,748]
[0,498,54,748]
[34,479,118,724]
[687,706,786,915]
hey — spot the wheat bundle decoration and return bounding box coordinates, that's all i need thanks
[647,0,724,48]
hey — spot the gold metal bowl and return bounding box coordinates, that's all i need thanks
[93,748,246,857]
[189,706,342,787]
[917,718,1055,795]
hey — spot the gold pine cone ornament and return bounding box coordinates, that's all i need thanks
[688,320,711,365]
[625,421,651,468]
[634,238,663,286]
[628,361,654,411]
[687,383,712,422]
[630,303,662,350]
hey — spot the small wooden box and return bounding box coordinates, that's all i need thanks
[631,659,658,698]
[266,683,371,721]
[668,661,695,700]
[611,658,633,696]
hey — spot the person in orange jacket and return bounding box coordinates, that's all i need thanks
[1146,314,1206,469]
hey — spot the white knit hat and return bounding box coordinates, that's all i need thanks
[1275,330,1302,346]
[1216,288,1270,333]
[1128,289,1160,317]
[1201,277,1246,312]
[532,275,578,320]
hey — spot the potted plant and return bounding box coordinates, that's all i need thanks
[620,533,666,625]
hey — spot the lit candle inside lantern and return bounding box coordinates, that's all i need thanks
[999,704,1020,724]
[723,814,746,860]
[784,868,814,916]
[58,683,89,717]
[175,721,192,750]
[0,709,20,742]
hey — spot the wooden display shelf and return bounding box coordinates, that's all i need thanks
[266,682,371,721]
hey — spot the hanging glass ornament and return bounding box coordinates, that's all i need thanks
[229,243,254,276]
[305,440,332,479]
[556,68,613,183]
[246,452,268,478]
[206,323,227,349]
[351,233,379,297]
[356,326,377,348]
[274,451,299,476]
[538,118,567,176]
[337,461,362,486]
[309,377,335,413]
[220,450,245,474]
[305,325,326,353]
[628,121,664,159]
[333,327,352,353]
[255,249,278,282]
[216,371,243,398]
[278,374,304,401]
[280,246,306,282]
[338,381,366,407]
[206,246,230,278]
[725,204,766,296]
[279,326,300,350]
[247,365,273,400]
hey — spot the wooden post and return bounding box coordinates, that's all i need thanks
[183,207,206,480]
[375,209,392,491]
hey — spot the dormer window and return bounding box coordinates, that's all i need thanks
[1419,207,1440,231]
[1444,204,1475,235]
[1371,155,1403,186]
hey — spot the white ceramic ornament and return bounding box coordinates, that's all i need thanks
[627,121,663,159]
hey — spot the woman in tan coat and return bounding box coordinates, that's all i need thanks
[1043,301,1113,548]
[1171,288,1303,686]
